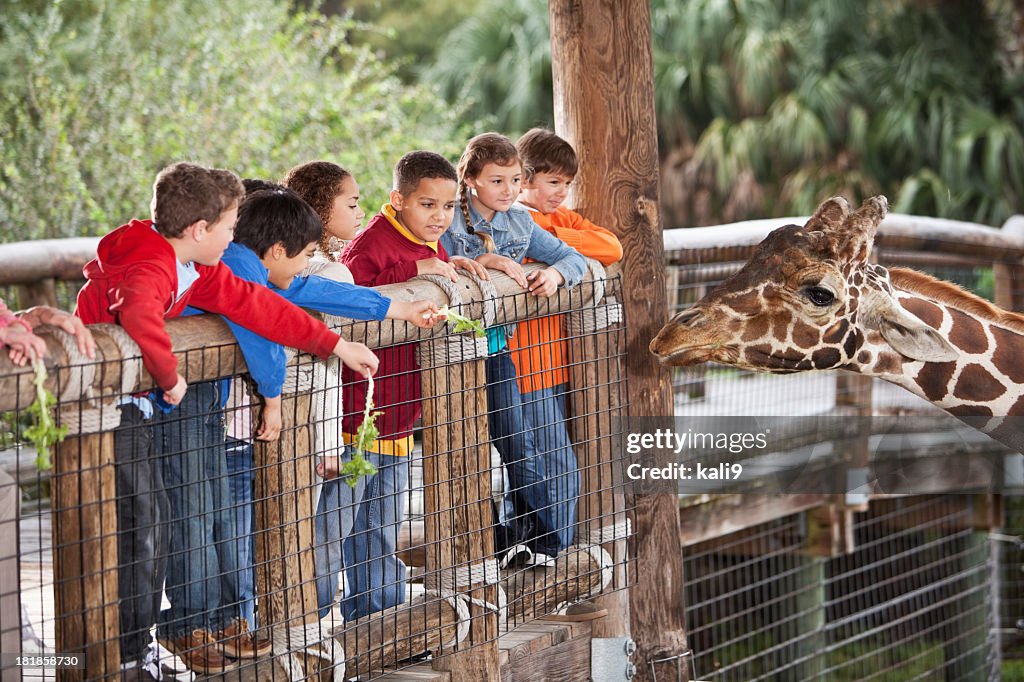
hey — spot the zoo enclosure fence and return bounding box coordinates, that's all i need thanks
[0,255,632,681]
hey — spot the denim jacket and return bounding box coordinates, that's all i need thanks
[440,199,588,289]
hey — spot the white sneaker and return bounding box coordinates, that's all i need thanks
[499,544,533,569]
[527,552,557,568]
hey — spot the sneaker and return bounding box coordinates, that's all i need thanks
[217,618,272,659]
[158,629,239,675]
[498,543,533,569]
[119,664,158,682]
[527,551,557,568]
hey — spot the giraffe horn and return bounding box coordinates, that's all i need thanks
[803,196,850,233]
[839,195,888,262]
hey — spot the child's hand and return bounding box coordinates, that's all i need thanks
[1,323,47,366]
[333,338,379,377]
[389,300,442,329]
[450,256,490,280]
[164,374,188,406]
[527,268,564,297]
[417,257,460,283]
[20,307,96,359]
[476,253,527,288]
[256,395,283,441]
[316,455,342,479]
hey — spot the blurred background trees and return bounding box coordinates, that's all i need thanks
[2,0,1022,240]
[0,0,463,239]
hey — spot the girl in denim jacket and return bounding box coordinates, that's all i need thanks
[440,132,586,568]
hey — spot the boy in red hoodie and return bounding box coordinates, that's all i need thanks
[75,162,378,679]
[337,151,486,619]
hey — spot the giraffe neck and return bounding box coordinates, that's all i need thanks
[849,290,1024,423]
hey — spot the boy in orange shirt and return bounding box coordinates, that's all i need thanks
[508,128,623,563]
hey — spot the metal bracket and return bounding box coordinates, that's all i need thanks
[648,649,696,682]
[591,637,637,681]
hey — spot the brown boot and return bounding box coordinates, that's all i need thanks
[158,629,239,675]
[217,618,273,659]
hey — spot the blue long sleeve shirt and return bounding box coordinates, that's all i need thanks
[183,241,391,399]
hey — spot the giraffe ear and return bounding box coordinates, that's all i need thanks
[875,303,959,362]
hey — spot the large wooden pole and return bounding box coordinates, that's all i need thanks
[548,2,690,680]
[419,337,502,680]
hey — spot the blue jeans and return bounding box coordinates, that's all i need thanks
[156,381,240,639]
[315,449,367,619]
[486,351,552,552]
[520,384,579,555]
[340,452,409,621]
[224,438,255,630]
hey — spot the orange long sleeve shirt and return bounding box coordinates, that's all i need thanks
[510,205,623,393]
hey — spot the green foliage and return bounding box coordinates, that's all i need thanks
[24,359,66,471]
[423,0,551,136]
[342,371,380,488]
[324,0,474,83]
[424,0,1024,226]
[0,0,463,241]
[439,305,485,338]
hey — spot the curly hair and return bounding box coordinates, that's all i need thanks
[282,161,352,257]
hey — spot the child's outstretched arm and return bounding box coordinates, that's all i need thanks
[332,337,379,377]
[386,300,443,329]
[523,228,588,290]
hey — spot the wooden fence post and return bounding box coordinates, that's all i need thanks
[53,431,120,681]
[549,1,690,679]
[250,355,337,678]
[419,334,502,680]
[50,327,129,681]
[566,295,631,639]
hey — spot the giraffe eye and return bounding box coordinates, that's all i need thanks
[804,286,835,307]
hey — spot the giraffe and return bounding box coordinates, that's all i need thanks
[649,194,1024,453]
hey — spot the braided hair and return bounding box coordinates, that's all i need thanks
[456,133,521,254]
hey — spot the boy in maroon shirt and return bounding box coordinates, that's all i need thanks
[337,151,486,619]
[76,162,378,678]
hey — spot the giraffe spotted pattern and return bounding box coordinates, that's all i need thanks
[650,195,1024,451]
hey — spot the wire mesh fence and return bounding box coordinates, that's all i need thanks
[683,496,998,681]
[0,273,632,681]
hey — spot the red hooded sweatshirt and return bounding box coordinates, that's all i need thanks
[75,219,342,391]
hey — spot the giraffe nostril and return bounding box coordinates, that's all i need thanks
[673,308,702,327]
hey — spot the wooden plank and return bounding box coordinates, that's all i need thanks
[548,1,688,679]
[501,629,591,682]
[420,346,501,680]
[0,264,609,412]
[679,494,827,547]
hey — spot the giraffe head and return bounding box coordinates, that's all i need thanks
[650,195,958,373]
